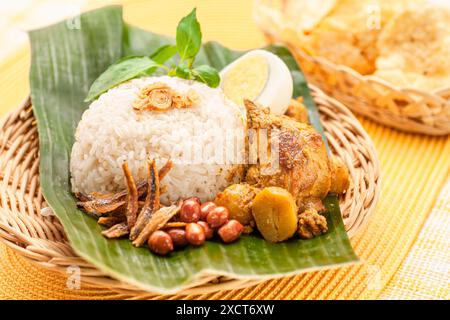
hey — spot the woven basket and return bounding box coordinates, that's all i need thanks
[0,85,380,296]
[253,0,450,135]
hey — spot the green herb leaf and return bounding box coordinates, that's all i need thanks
[176,8,202,61]
[175,63,191,79]
[150,44,178,64]
[192,64,220,88]
[85,56,159,101]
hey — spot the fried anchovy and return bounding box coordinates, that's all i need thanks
[129,160,160,241]
[98,216,126,228]
[75,159,173,214]
[75,192,94,202]
[132,202,181,247]
[162,221,187,229]
[122,161,139,229]
[101,222,129,239]
[77,199,126,215]
[76,187,143,215]
[75,191,115,202]
[158,159,173,181]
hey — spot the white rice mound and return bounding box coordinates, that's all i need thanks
[70,76,246,204]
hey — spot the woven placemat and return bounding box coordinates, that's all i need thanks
[380,179,450,300]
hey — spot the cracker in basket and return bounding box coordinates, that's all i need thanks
[302,0,423,75]
[375,6,450,90]
[305,28,376,74]
[374,69,449,92]
[281,0,336,33]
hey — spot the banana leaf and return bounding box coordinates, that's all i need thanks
[29,6,358,293]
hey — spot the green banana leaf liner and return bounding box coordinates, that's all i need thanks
[29,6,358,293]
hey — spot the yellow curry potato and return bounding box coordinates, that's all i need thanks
[215,184,259,226]
[251,187,298,243]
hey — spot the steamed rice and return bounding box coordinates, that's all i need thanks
[70,76,246,203]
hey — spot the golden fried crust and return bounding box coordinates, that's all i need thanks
[244,100,335,210]
[285,98,309,123]
[329,156,350,194]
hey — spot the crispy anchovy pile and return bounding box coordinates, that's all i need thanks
[129,160,161,241]
[76,159,177,245]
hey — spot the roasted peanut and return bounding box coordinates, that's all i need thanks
[197,221,213,239]
[148,231,173,255]
[185,223,206,246]
[186,196,201,205]
[200,201,217,221]
[180,199,201,223]
[206,206,229,229]
[218,220,244,243]
[167,228,188,248]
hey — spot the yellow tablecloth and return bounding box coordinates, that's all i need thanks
[0,0,449,300]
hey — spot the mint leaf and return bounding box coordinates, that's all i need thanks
[85,56,159,101]
[176,8,202,61]
[192,64,220,88]
[150,44,178,64]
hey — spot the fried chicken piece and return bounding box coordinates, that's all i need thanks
[329,156,350,194]
[285,98,309,123]
[297,209,328,239]
[244,99,349,212]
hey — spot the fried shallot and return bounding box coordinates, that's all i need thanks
[133,82,198,112]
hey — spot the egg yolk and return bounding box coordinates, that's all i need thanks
[221,55,269,106]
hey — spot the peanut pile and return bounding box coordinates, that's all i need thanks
[149,197,244,256]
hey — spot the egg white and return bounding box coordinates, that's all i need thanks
[220,49,293,115]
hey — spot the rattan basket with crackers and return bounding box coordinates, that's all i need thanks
[254,0,450,135]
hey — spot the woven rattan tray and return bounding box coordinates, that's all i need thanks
[0,85,380,296]
[254,1,450,136]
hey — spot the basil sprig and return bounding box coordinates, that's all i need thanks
[85,8,220,102]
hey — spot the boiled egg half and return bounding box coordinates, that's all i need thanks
[220,50,293,115]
